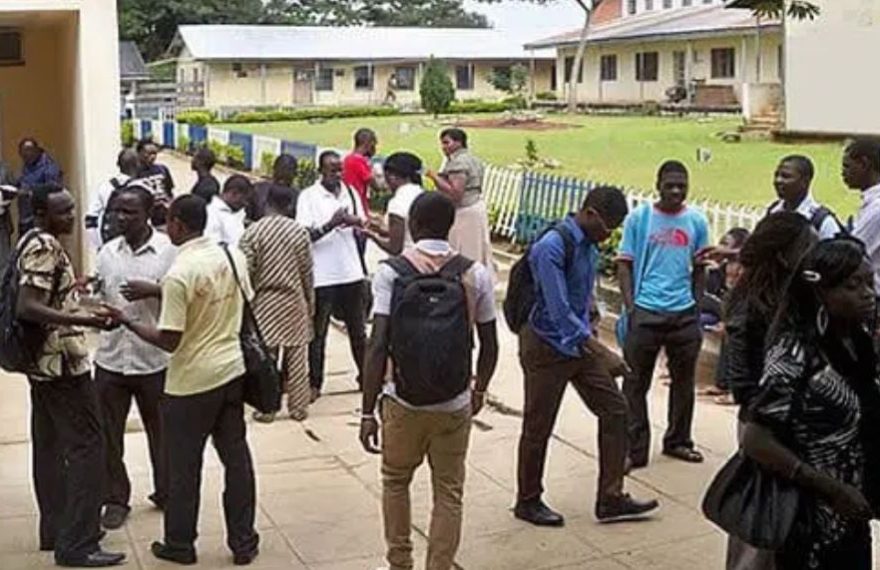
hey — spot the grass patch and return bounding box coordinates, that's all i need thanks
[218,113,858,215]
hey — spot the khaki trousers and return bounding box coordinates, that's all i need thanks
[381,398,472,570]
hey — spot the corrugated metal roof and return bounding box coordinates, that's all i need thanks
[174,25,554,62]
[119,41,150,80]
[525,4,780,49]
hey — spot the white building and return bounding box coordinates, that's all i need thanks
[0,0,121,268]
[526,3,781,115]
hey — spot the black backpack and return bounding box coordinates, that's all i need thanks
[385,254,474,406]
[503,223,575,333]
[765,201,846,236]
[0,231,59,373]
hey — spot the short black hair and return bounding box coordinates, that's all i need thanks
[725,227,751,248]
[223,174,253,194]
[31,184,65,215]
[440,128,468,148]
[117,148,139,171]
[781,155,815,182]
[410,192,455,239]
[136,138,158,153]
[19,137,40,152]
[267,184,296,212]
[846,138,880,174]
[169,195,207,232]
[657,160,689,182]
[583,185,628,227]
[193,146,216,170]
[384,152,423,185]
[354,128,377,147]
[273,154,298,178]
[319,150,341,169]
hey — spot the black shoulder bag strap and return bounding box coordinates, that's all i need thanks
[344,183,369,276]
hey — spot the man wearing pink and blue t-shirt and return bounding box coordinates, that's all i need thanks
[617,160,711,470]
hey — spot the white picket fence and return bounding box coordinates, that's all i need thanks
[481,164,765,245]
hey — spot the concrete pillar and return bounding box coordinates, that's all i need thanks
[260,63,267,105]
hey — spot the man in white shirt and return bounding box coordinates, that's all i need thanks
[843,138,880,290]
[205,174,252,247]
[94,185,176,530]
[84,149,141,250]
[767,155,843,239]
[296,150,367,398]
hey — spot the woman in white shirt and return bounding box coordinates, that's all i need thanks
[367,152,424,256]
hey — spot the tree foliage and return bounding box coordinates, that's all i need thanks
[420,57,456,117]
[488,63,529,98]
[121,0,490,62]
[727,0,820,20]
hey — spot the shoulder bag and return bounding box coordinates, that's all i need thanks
[222,245,282,414]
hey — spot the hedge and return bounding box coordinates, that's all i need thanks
[224,106,400,124]
[445,100,512,114]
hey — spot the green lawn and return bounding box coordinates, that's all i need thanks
[219,113,859,216]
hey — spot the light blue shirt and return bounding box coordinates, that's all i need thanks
[619,204,709,313]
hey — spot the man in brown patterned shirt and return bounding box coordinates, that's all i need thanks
[15,184,124,567]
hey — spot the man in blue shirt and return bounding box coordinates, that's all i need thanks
[617,160,710,470]
[515,186,659,528]
[18,138,63,234]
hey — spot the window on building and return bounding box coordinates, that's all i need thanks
[232,62,248,78]
[563,57,583,83]
[628,0,637,15]
[178,68,185,83]
[636,52,659,81]
[663,0,673,7]
[645,0,654,10]
[777,44,784,80]
[395,66,416,91]
[316,67,334,91]
[703,0,713,4]
[600,54,618,81]
[683,0,693,5]
[193,68,199,83]
[711,47,736,79]
[354,65,374,90]
[456,65,474,90]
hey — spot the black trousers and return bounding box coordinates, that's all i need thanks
[622,306,703,464]
[161,378,258,555]
[29,374,105,561]
[309,281,367,391]
[95,365,167,509]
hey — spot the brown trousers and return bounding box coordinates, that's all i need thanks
[516,327,628,502]
[381,398,472,570]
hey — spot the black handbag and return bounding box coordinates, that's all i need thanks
[222,245,282,414]
[702,451,801,550]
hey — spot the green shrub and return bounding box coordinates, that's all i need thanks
[120,120,135,147]
[420,57,455,117]
[225,106,399,124]
[597,227,623,278]
[177,109,218,125]
[535,91,558,101]
[207,139,227,163]
[502,95,528,110]
[177,134,191,154]
[260,151,277,177]
[295,159,318,189]
[226,144,246,168]
[446,100,511,114]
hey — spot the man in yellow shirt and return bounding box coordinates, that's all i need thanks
[111,195,259,566]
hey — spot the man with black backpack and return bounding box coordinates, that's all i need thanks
[767,155,844,239]
[359,192,499,570]
[6,184,125,567]
[85,149,142,250]
[513,186,659,527]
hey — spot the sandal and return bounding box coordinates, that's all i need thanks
[662,446,704,463]
[252,411,276,424]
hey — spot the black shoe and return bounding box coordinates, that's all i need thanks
[513,499,565,527]
[101,504,130,530]
[56,549,126,567]
[151,541,197,565]
[662,446,704,463]
[596,494,660,523]
[148,493,166,510]
[233,547,259,566]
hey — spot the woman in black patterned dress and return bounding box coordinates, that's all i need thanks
[741,237,880,570]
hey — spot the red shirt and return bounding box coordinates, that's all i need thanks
[342,153,372,214]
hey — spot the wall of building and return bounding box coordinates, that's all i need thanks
[554,31,780,105]
[785,0,880,135]
[0,0,120,269]
[197,59,554,109]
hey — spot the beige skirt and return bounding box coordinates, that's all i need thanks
[449,198,496,284]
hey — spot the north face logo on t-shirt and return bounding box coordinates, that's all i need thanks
[649,227,691,247]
